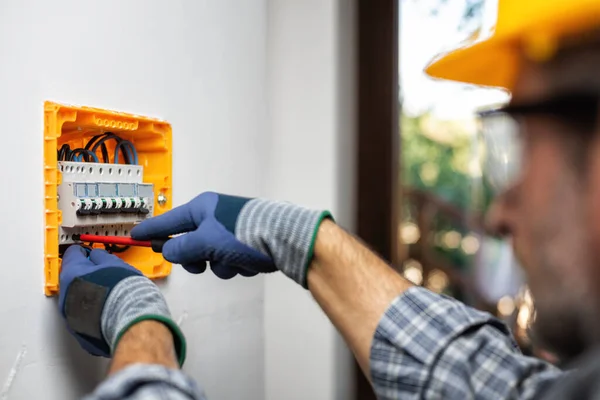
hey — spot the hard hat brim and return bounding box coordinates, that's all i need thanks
[425,0,600,93]
[425,36,519,92]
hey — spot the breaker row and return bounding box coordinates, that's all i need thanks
[75,197,151,216]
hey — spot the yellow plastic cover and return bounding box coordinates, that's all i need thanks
[43,101,173,296]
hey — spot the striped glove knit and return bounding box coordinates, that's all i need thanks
[131,192,333,288]
[59,246,186,365]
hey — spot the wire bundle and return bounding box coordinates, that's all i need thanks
[57,145,98,162]
[57,132,138,165]
[58,133,140,254]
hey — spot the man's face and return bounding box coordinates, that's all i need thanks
[486,60,600,361]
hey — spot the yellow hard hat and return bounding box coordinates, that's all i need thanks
[425,0,600,92]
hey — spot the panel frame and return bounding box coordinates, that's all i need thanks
[43,101,173,296]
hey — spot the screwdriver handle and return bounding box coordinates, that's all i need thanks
[72,234,170,253]
[150,238,170,253]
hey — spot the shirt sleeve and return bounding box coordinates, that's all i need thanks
[370,287,562,400]
[82,364,207,400]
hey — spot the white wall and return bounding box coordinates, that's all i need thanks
[0,1,267,398]
[0,1,357,399]
[264,1,356,399]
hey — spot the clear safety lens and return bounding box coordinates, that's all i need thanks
[478,111,523,195]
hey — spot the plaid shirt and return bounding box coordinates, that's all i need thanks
[85,287,562,400]
[83,364,207,400]
[371,287,562,399]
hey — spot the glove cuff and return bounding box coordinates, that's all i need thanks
[235,199,333,288]
[102,276,186,366]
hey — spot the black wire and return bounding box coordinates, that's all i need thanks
[85,133,112,163]
[92,133,128,164]
[84,133,105,149]
[59,144,98,162]
[88,133,133,164]
[70,148,96,162]
[59,243,92,259]
[59,133,136,165]
[58,244,70,258]
[58,144,72,161]
[86,133,109,162]
[114,140,136,164]
[104,244,130,253]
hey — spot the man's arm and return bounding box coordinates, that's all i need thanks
[60,246,206,400]
[88,319,205,400]
[128,192,563,398]
[109,320,179,375]
[308,219,411,376]
[307,220,562,399]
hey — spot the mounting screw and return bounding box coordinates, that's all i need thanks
[157,192,168,206]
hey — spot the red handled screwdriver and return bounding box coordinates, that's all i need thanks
[73,234,170,253]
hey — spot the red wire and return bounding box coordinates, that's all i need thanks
[78,234,152,247]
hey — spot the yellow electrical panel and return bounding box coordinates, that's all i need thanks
[43,101,173,296]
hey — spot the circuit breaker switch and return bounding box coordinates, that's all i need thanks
[103,198,121,214]
[90,199,102,215]
[76,199,94,216]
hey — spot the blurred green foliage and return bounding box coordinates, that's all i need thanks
[401,112,494,276]
[402,112,496,212]
[400,0,491,301]
[402,113,477,210]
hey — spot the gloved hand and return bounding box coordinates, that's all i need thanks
[59,245,186,365]
[131,192,332,288]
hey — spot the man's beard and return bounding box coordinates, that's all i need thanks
[527,195,594,365]
[530,300,588,364]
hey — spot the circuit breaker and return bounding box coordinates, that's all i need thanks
[57,162,154,243]
[43,102,173,296]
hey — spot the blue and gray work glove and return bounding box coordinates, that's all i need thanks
[131,192,332,288]
[59,246,186,365]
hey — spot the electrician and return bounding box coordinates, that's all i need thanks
[59,0,600,398]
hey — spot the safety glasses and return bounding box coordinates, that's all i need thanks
[478,92,600,194]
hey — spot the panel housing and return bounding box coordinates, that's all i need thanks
[44,102,173,296]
